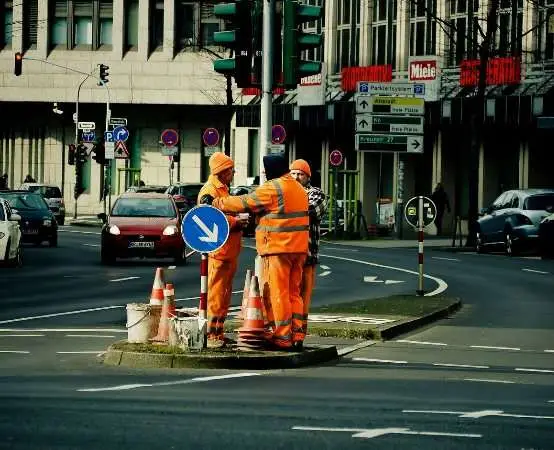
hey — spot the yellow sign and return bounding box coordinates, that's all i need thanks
[407,207,417,216]
[372,97,424,106]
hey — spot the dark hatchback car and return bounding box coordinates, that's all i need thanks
[165,183,204,215]
[476,189,554,255]
[539,213,554,259]
[0,190,58,246]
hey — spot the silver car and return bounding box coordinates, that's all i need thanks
[19,183,65,225]
[476,189,554,255]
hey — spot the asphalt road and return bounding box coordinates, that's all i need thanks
[0,229,553,449]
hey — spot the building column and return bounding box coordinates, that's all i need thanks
[324,0,337,75]
[395,0,410,71]
[359,0,372,65]
[163,0,175,59]
[518,140,529,189]
[521,1,536,65]
[138,0,150,60]
[113,0,125,59]
[37,0,48,59]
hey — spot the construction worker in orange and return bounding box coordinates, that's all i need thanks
[197,152,249,349]
[290,159,328,348]
[211,154,309,351]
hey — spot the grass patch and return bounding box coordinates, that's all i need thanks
[110,341,264,356]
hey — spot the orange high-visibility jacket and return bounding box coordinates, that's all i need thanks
[212,174,309,256]
[197,175,242,261]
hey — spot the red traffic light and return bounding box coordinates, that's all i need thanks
[14,52,22,76]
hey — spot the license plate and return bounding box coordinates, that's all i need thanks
[24,229,39,235]
[128,241,154,249]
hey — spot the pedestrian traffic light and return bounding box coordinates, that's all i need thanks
[14,52,22,76]
[92,142,105,165]
[283,0,323,89]
[68,144,76,165]
[212,0,253,88]
[99,64,109,84]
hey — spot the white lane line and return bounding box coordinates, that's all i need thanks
[464,378,516,384]
[109,276,140,282]
[522,268,549,275]
[320,265,331,270]
[337,340,376,356]
[470,345,520,351]
[57,351,105,354]
[0,328,126,333]
[433,363,489,369]
[319,271,331,277]
[78,372,261,392]
[324,247,359,252]
[431,256,460,262]
[0,350,30,354]
[515,368,554,374]
[65,334,116,338]
[0,334,45,337]
[59,229,100,235]
[168,265,176,270]
[352,357,408,364]
[545,350,554,353]
[397,339,448,346]
[548,400,554,403]
[404,409,554,420]
[292,426,481,439]
[83,243,100,248]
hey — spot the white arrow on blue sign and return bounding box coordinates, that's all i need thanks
[181,205,230,253]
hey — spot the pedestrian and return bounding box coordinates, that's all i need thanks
[210,154,309,351]
[0,173,8,190]
[24,174,36,183]
[431,182,451,235]
[198,152,248,348]
[290,159,328,347]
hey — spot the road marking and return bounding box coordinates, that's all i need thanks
[292,426,480,440]
[431,256,460,262]
[470,345,520,351]
[319,270,331,277]
[0,350,30,354]
[364,276,383,283]
[65,334,116,338]
[397,339,448,346]
[57,351,105,354]
[522,268,549,275]
[432,363,489,369]
[548,400,554,403]
[168,265,176,270]
[83,243,100,247]
[464,378,515,384]
[337,340,377,356]
[78,372,261,392]
[0,334,45,337]
[352,357,408,364]
[545,350,554,353]
[109,276,140,282]
[0,328,126,333]
[515,368,554,374]
[324,247,359,252]
[320,265,331,270]
[404,409,554,420]
[59,229,100,235]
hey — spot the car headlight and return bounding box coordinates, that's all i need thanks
[108,225,121,235]
[163,225,178,236]
[43,219,52,226]
[0,232,5,239]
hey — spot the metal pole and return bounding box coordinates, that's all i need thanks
[258,0,275,184]
[343,158,347,233]
[199,252,208,348]
[225,74,232,156]
[417,196,425,296]
[98,79,112,214]
[333,166,339,236]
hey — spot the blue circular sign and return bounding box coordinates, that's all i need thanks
[113,126,129,142]
[181,205,230,253]
[271,124,286,144]
[203,128,220,147]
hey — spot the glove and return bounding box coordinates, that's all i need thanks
[199,194,215,205]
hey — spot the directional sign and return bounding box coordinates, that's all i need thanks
[356,114,424,134]
[271,124,287,144]
[105,141,115,160]
[267,144,285,155]
[203,128,220,147]
[161,129,179,147]
[181,205,230,253]
[109,117,127,127]
[329,149,343,166]
[404,196,437,228]
[355,134,423,153]
[356,82,426,96]
[113,126,129,142]
[81,131,95,142]
[114,140,130,159]
[365,96,425,115]
[78,121,95,130]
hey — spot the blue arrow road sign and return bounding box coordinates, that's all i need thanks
[181,205,230,253]
[82,131,95,142]
[113,126,129,142]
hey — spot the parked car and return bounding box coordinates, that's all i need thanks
[126,185,168,194]
[476,189,554,255]
[0,198,22,267]
[98,193,185,265]
[19,183,65,225]
[0,190,58,247]
[165,183,204,215]
[538,212,554,259]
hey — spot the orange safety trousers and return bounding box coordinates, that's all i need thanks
[207,257,238,340]
[261,253,306,348]
[300,264,316,336]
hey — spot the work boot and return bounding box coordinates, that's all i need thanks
[292,341,304,352]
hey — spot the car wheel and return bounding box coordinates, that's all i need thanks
[101,245,115,265]
[49,234,58,248]
[476,231,486,254]
[174,248,186,266]
[5,240,22,268]
[505,231,517,256]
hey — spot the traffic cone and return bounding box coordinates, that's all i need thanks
[151,283,176,343]
[149,267,165,305]
[237,276,266,351]
[237,269,252,320]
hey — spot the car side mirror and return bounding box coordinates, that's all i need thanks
[10,213,21,222]
[97,212,108,224]
[479,207,490,216]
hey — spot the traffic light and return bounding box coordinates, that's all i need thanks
[14,52,22,76]
[283,0,323,89]
[92,142,105,165]
[213,0,252,88]
[76,144,88,165]
[68,144,76,165]
[99,64,109,84]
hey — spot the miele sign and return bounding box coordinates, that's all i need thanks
[409,59,438,81]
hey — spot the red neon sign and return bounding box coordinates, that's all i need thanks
[341,65,393,92]
[460,57,521,87]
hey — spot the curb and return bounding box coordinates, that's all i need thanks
[103,344,338,370]
[431,246,475,253]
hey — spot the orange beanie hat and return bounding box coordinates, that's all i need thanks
[209,152,234,175]
[290,159,311,178]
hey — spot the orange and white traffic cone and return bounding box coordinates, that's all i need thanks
[237,276,266,351]
[149,267,165,306]
[151,283,176,343]
[237,269,252,321]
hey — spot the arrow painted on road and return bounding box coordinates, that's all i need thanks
[192,215,219,243]
[292,426,481,440]
[363,276,404,284]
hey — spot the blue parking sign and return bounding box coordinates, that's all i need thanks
[181,205,230,253]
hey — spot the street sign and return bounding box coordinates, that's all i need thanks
[78,121,95,130]
[114,140,130,159]
[356,114,424,134]
[161,129,179,147]
[81,142,95,155]
[360,96,425,115]
[109,117,127,127]
[271,124,287,144]
[105,141,115,160]
[203,128,220,147]
[329,149,343,166]
[356,82,426,97]
[267,144,285,155]
[113,126,129,142]
[81,131,95,142]
[356,134,423,153]
[161,146,178,156]
[104,131,114,142]
[404,196,437,228]
[181,205,230,253]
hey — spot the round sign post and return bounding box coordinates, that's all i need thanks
[271,124,286,144]
[203,128,220,148]
[161,129,179,147]
[404,196,437,296]
[329,149,343,167]
[328,150,343,236]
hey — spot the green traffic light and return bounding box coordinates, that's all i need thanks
[297,4,321,19]
[213,3,237,16]
[298,61,322,77]
[214,30,237,44]
[298,33,323,49]
[213,59,236,74]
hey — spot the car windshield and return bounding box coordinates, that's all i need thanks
[111,198,176,218]
[524,194,554,211]
[1,192,49,211]
[175,185,202,199]
[29,186,62,198]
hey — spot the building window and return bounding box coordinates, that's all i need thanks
[74,1,93,47]
[125,0,139,50]
[175,1,197,50]
[1,1,13,48]
[448,0,478,65]
[51,0,68,46]
[536,0,554,61]
[495,0,522,57]
[335,0,360,73]
[23,0,38,50]
[301,0,324,64]
[371,0,397,66]
[150,0,163,52]
[409,0,436,56]
[99,1,113,47]
[200,1,222,47]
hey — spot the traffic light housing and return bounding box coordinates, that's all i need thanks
[68,144,76,165]
[213,1,252,88]
[14,52,22,76]
[76,144,88,165]
[283,0,323,89]
[92,142,106,165]
[74,165,85,199]
[99,64,109,84]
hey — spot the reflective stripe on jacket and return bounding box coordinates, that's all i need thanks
[212,174,309,256]
[197,175,242,261]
